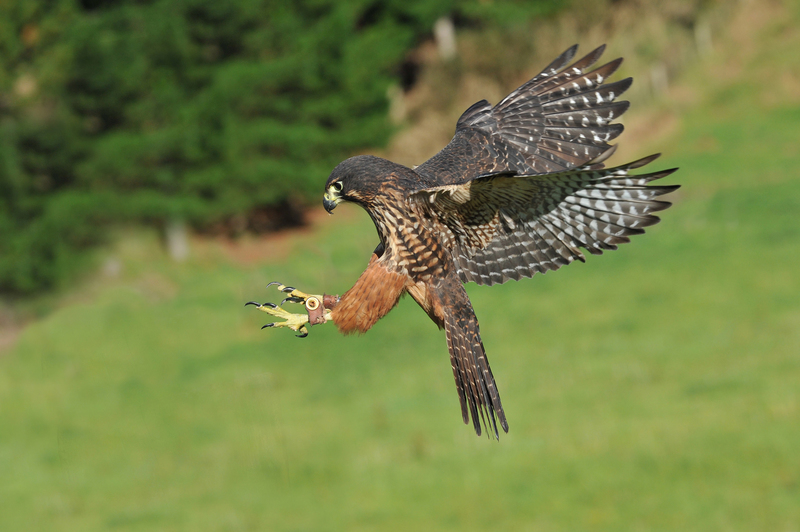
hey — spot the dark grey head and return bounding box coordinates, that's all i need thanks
[323,155,410,213]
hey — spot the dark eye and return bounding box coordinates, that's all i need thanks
[332,181,343,192]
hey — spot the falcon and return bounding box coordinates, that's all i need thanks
[247,44,679,438]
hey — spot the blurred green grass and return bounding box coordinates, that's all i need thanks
[3,15,800,532]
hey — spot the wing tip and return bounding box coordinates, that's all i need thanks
[649,200,674,212]
[585,144,618,167]
[564,43,579,59]
[615,76,634,95]
[545,44,579,73]
[626,152,661,169]
[571,43,607,70]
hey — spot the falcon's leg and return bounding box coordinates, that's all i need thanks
[327,254,407,335]
[246,282,330,338]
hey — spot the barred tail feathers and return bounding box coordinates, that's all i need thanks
[440,279,508,438]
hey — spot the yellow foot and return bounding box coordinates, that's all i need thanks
[246,282,328,338]
[265,281,320,306]
[246,301,310,337]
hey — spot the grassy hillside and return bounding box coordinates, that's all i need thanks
[2,1,799,530]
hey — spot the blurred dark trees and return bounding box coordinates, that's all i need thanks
[0,0,560,294]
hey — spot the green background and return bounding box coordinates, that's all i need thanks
[2,0,799,530]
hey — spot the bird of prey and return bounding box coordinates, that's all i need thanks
[247,44,678,438]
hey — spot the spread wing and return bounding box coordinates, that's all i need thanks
[415,44,631,186]
[409,150,679,286]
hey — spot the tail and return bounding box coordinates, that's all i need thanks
[441,281,508,439]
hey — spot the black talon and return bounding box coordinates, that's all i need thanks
[245,301,261,307]
[281,296,304,305]
[281,286,295,293]
[295,330,308,338]
[261,323,275,329]
[267,281,281,288]
[263,302,277,308]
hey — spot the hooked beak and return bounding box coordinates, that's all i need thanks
[323,192,340,214]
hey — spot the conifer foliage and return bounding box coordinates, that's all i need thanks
[0,0,559,294]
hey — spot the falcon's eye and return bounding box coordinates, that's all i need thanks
[332,181,343,192]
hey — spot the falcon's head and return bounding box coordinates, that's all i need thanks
[323,155,409,213]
